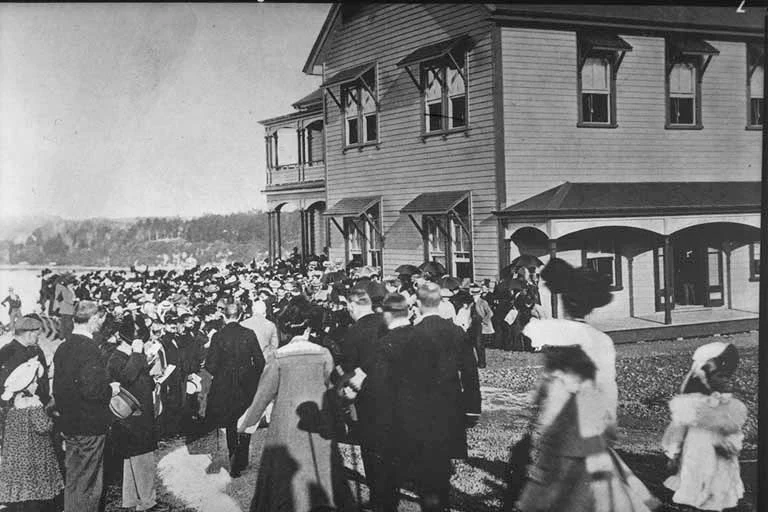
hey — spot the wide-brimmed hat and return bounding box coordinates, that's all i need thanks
[109,387,142,419]
[2,358,44,401]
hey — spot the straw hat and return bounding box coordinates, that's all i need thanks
[109,387,142,419]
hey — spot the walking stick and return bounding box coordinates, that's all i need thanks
[128,456,143,505]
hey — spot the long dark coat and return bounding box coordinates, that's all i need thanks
[403,315,477,459]
[203,322,265,428]
[106,347,157,458]
[338,313,387,446]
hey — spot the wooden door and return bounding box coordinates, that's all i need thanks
[653,246,674,312]
[703,246,724,307]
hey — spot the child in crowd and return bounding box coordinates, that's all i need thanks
[662,342,747,511]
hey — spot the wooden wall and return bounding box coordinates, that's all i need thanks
[321,4,501,278]
[500,28,762,206]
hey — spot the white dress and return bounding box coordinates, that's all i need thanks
[662,392,747,511]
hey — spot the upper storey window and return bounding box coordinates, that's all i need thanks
[322,62,379,149]
[577,33,632,128]
[397,35,473,137]
[665,37,719,129]
[747,42,764,128]
[422,55,467,133]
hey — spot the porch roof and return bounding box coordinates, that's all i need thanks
[495,181,762,219]
[401,190,469,215]
[324,195,381,217]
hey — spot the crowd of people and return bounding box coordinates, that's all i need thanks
[0,253,749,512]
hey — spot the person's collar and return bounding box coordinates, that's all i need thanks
[356,311,374,321]
[420,310,441,320]
[387,318,411,330]
[72,324,93,339]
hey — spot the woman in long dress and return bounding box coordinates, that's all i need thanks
[515,258,659,512]
[237,296,353,512]
[0,358,64,512]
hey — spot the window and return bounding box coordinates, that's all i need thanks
[366,207,382,268]
[345,218,364,264]
[665,37,718,129]
[341,68,378,146]
[582,243,622,291]
[343,206,382,269]
[749,242,760,281]
[748,43,764,128]
[580,57,612,124]
[425,216,447,267]
[422,53,467,133]
[669,62,697,125]
[577,33,631,127]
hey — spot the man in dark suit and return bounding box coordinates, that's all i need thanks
[358,293,416,512]
[203,303,265,477]
[405,282,479,511]
[53,301,119,512]
[338,284,388,509]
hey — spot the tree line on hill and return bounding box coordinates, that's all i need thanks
[2,211,302,267]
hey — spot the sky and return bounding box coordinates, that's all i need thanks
[0,3,330,220]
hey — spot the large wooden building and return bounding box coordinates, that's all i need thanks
[263,4,762,334]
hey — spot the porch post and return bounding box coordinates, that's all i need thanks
[267,212,274,264]
[663,235,673,325]
[627,256,635,318]
[724,243,733,309]
[309,209,316,256]
[299,210,307,262]
[549,239,558,318]
[276,209,282,260]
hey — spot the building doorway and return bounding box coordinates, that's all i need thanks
[654,242,724,311]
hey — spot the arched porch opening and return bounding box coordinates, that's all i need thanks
[667,222,761,312]
[303,200,327,259]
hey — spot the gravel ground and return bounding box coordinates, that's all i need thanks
[102,330,758,512]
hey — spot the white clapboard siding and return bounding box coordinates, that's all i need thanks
[322,4,500,279]
[501,28,762,207]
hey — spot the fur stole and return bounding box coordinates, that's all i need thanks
[668,392,747,433]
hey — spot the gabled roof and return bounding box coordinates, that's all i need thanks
[303,4,341,75]
[487,5,764,37]
[304,5,762,78]
[495,181,762,219]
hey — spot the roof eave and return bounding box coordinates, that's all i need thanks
[494,205,761,219]
[303,4,341,76]
[488,11,764,39]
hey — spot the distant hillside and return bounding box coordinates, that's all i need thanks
[0,214,61,244]
[4,212,302,266]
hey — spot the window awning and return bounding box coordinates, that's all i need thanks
[322,62,376,88]
[580,32,633,53]
[396,35,473,68]
[494,181,761,219]
[401,190,469,215]
[670,37,719,57]
[324,195,381,217]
